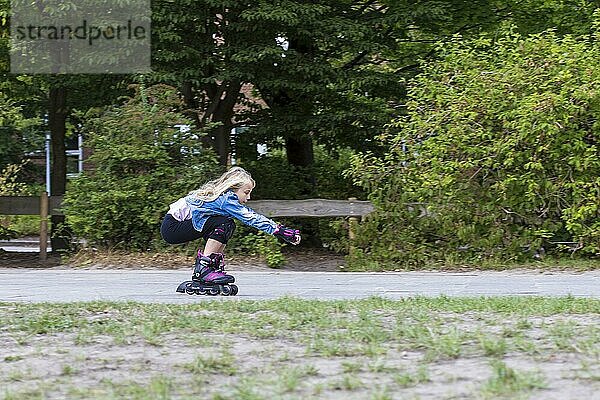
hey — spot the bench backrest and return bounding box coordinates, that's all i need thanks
[0,196,64,215]
[0,196,374,218]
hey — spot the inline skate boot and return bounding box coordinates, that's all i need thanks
[176,251,238,296]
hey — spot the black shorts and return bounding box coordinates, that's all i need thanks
[160,214,236,245]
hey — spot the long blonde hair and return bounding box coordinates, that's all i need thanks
[189,167,255,202]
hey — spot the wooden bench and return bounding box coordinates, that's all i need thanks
[0,193,63,260]
[0,194,374,261]
[250,197,374,242]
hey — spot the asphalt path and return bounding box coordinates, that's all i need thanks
[0,269,598,303]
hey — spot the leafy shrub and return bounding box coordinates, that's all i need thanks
[0,163,30,196]
[227,224,285,268]
[245,145,363,200]
[243,145,363,250]
[62,84,221,250]
[0,162,35,239]
[0,93,41,171]
[349,29,600,268]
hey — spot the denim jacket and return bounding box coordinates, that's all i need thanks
[185,190,277,234]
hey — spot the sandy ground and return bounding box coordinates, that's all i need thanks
[1,313,598,399]
[0,247,346,272]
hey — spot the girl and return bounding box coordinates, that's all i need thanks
[161,167,301,285]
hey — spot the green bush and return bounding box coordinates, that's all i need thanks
[349,29,600,268]
[245,145,364,200]
[0,162,35,239]
[62,84,221,250]
[0,163,30,196]
[243,145,363,250]
[227,224,285,268]
[0,93,41,171]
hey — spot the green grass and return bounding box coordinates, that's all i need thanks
[1,296,598,399]
[2,215,41,236]
[184,351,237,376]
[481,360,547,397]
[394,365,431,388]
[478,333,508,357]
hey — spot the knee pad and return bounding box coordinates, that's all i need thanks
[207,219,236,243]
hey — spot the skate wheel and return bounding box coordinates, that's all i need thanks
[221,285,232,296]
[208,287,220,296]
[184,282,196,295]
[198,288,207,295]
[230,285,238,296]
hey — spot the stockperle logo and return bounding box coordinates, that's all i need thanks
[10,0,151,74]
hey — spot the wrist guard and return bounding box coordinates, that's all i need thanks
[273,225,301,245]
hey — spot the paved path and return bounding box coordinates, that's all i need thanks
[0,269,599,303]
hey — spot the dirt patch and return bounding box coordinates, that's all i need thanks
[1,310,598,399]
[0,250,63,268]
[0,247,346,272]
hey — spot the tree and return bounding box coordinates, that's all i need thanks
[152,0,599,167]
[0,91,41,170]
[152,0,244,166]
[0,73,133,250]
[152,0,513,180]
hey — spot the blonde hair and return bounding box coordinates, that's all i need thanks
[189,167,255,202]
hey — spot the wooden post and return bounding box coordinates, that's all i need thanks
[348,197,358,255]
[40,192,48,261]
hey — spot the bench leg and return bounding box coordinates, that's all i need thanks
[40,192,48,261]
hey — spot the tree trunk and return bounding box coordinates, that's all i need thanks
[286,135,316,196]
[181,81,200,126]
[182,81,214,149]
[285,135,314,168]
[210,81,241,166]
[48,86,70,252]
[214,124,230,166]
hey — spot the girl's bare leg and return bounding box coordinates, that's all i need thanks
[203,238,225,255]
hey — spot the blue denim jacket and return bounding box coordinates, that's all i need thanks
[185,190,277,234]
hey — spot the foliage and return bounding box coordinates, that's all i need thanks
[509,0,600,36]
[153,0,532,165]
[0,162,31,196]
[240,145,362,249]
[151,0,402,161]
[62,84,221,250]
[0,162,32,239]
[227,227,285,268]
[349,28,600,268]
[245,145,363,200]
[240,0,600,158]
[0,93,41,170]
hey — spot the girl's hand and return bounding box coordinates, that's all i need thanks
[274,225,301,245]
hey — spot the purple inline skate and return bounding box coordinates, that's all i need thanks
[176,252,238,296]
